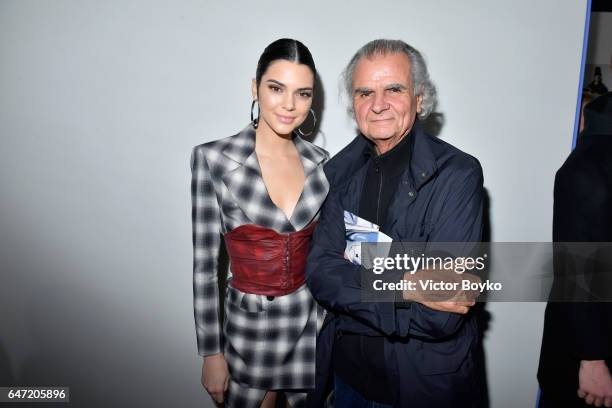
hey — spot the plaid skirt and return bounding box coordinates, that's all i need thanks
[223,282,323,390]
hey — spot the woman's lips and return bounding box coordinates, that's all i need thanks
[276,114,296,124]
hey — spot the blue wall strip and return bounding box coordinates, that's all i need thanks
[572,0,593,149]
[535,7,591,408]
[538,2,593,407]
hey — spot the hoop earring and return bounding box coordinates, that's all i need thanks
[250,100,260,129]
[297,109,317,137]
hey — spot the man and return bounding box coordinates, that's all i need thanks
[538,93,612,407]
[306,39,484,408]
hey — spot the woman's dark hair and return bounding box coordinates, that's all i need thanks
[255,38,316,90]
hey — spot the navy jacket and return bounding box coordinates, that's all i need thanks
[306,126,484,408]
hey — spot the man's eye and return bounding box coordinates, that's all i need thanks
[359,92,372,98]
[388,87,401,93]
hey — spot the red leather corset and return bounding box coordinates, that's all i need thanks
[223,222,317,296]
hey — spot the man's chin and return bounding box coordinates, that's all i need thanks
[365,132,396,143]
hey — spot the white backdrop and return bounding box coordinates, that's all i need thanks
[0,1,587,407]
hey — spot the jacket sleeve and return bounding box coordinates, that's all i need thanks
[428,158,484,242]
[306,186,401,336]
[191,146,223,356]
[306,157,484,340]
[403,158,484,340]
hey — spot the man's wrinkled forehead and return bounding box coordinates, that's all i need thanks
[351,52,412,89]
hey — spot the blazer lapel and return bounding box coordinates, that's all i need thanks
[290,135,330,231]
[220,125,292,231]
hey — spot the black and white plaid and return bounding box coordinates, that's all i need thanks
[191,125,329,400]
[226,378,308,407]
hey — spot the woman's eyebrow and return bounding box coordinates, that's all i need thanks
[266,79,285,87]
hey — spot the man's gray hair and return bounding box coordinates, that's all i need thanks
[342,39,437,119]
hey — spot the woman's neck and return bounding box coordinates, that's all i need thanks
[255,125,295,156]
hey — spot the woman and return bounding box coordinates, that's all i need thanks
[191,39,329,407]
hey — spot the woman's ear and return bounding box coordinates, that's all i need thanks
[251,79,257,100]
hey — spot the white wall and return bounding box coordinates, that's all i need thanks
[0,1,587,407]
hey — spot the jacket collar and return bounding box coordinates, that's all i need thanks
[221,124,327,176]
[220,124,329,231]
[406,123,438,190]
[352,121,438,191]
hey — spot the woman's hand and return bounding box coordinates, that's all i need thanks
[202,353,229,404]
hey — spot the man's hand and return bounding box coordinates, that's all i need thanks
[577,360,612,407]
[202,353,229,404]
[419,299,476,314]
[402,267,481,314]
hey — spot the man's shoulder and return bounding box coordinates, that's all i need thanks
[418,131,482,177]
[324,135,369,187]
[326,135,367,165]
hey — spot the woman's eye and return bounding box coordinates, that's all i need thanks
[269,86,282,93]
[299,92,312,98]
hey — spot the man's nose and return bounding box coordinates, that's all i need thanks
[371,92,389,113]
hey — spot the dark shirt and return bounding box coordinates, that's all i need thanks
[333,131,413,404]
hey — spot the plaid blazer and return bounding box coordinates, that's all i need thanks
[191,125,329,389]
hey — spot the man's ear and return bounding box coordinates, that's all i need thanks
[251,79,258,100]
[416,94,423,114]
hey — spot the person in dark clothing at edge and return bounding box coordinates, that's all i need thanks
[305,39,485,408]
[538,93,612,408]
[584,67,609,97]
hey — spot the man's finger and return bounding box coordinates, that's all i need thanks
[578,389,587,399]
[447,305,468,314]
[586,394,595,405]
[448,301,474,313]
[603,396,612,407]
[453,300,475,307]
